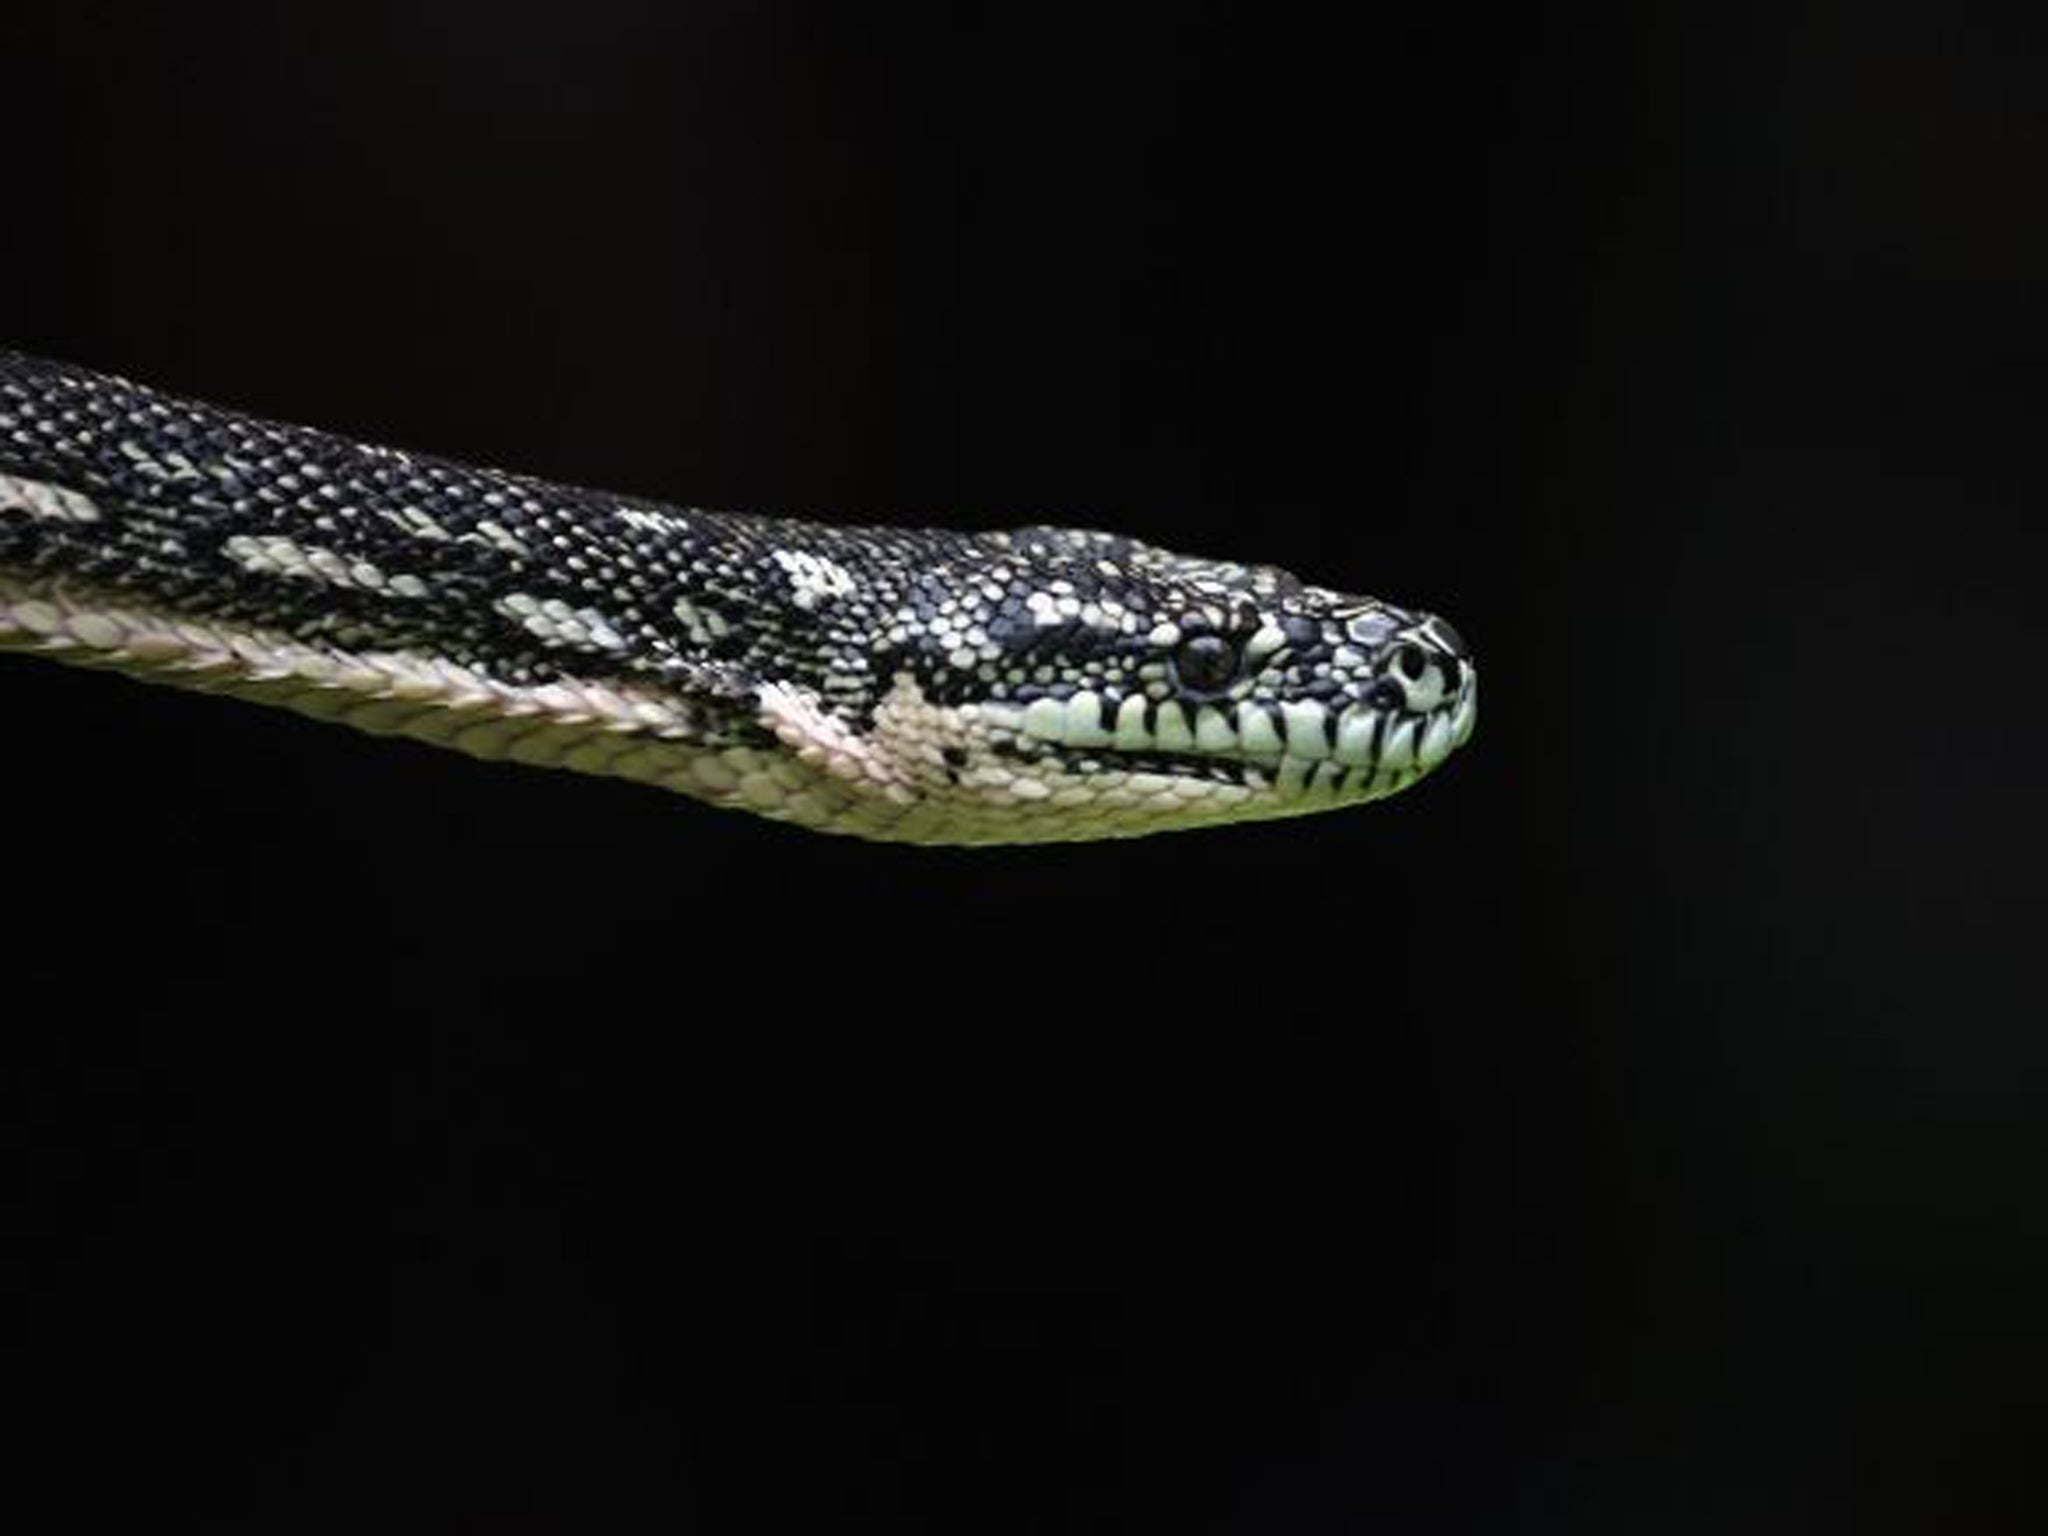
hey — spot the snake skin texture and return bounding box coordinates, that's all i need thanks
[0,350,1475,843]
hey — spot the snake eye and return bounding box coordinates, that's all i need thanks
[1171,632,1241,696]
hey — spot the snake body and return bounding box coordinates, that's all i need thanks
[0,351,1474,843]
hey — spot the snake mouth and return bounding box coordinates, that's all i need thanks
[981,670,1478,799]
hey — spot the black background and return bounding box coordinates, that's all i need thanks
[5,3,2046,1530]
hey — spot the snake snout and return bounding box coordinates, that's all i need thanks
[1420,614,1468,660]
[1381,615,1472,717]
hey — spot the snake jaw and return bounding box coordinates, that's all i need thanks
[721,656,1478,845]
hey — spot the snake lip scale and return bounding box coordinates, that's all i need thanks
[0,350,1476,844]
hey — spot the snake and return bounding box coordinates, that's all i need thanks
[0,350,1475,844]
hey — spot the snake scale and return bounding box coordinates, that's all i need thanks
[0,350,1474,843]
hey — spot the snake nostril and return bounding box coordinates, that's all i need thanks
[1395,643,1428,681]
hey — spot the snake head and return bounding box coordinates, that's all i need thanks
[732,525,1476,844]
